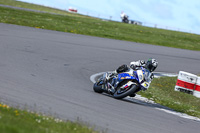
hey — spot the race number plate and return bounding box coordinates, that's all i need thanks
[141,82,150,89]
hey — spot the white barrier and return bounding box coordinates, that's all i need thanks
[175,71,200,98]
[194,77,200,98]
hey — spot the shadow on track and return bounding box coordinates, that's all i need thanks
[102,93,173,111]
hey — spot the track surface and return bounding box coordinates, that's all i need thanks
[0,23,200,133]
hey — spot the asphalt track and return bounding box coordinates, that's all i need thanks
[0,23,200,133]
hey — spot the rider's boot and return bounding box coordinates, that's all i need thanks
[106,81,115,95]
[105,72,118,95]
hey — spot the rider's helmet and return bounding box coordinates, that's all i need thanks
[146,58,158,72]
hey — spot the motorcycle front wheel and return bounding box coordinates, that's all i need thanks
[113,84,138,99]
[93,77,104,93]
[93,82,104,93]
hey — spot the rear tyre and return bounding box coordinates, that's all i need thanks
[113,84,138,99]
[93,82,104,93]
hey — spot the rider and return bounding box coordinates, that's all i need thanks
[120,11,129,23]
[106,58,158,94]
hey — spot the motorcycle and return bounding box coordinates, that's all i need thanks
[93,67,153,99]
[122,15,129,23]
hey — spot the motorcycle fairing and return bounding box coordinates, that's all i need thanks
[117,72,136,82]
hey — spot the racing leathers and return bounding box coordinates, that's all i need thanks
[107,60,146,79]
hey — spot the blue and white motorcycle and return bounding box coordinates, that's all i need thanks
[93,67,153,99]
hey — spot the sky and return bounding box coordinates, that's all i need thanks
[18,0,200,34]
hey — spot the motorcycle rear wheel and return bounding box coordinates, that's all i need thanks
[113,84,138,99]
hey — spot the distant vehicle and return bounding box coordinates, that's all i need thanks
[68,7,77,13]
[120,12,142,25]
[128,20,142,25]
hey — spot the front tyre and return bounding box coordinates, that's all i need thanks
[93,82,104,93]
[113,84,138,99]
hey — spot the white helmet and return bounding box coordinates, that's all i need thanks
[146,58,158,72]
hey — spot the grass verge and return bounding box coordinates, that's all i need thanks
[138,77,200,118]
[0,0,82,17]
[0,103,97,133]
[0,4,200,51]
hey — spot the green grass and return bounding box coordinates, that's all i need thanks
[0,103,98,133]
[0,2,200,51]
[0,0,82,17]
[138,77,200,118]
